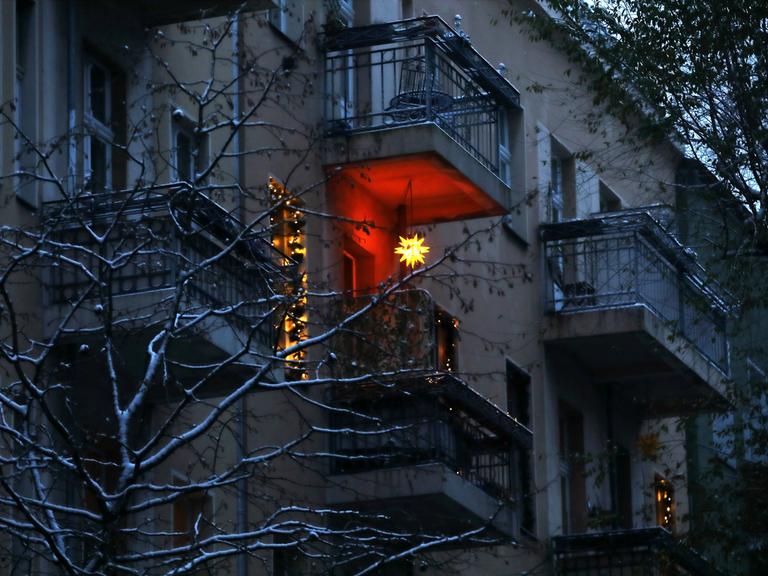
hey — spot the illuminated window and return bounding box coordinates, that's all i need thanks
[655,475,675,531]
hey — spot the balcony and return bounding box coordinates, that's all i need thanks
[553,528,723,576]
[123,0,278,26]
[322,17,521,224]
[326,373,533,541]
[41,190,284,365]
[324,289,458,377]
[542,209,731,412]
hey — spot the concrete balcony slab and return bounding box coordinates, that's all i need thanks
[327,462,518,541]
[544,305,728,414]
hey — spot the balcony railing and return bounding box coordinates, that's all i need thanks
[542,209,731,373]
[324,289,458,377]
[41,189,286,348]
[553,527,724,576]
[329,374,532,503]
[322,16,520,178]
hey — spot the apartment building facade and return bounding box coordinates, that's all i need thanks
[0,0,733,574]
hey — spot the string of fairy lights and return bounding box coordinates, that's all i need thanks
[269,177,308,381]
[655,477,675,530]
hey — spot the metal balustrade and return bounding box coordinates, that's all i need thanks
[324,289,459,377]
[42,190,282,347]
[542,210,731,374]
[329,374,531,503]
[322,16,520,179]
[553,527,724,576]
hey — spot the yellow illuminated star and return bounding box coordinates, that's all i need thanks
[395,234,430,268]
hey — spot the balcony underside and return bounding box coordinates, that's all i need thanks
[327,462,518,541]
[325,125,509,224]
[545,306,727,413]
[98,0,278,26]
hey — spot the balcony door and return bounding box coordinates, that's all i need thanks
[559,401,587,534]
[342,240,373,294]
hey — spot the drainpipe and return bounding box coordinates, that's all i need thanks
[605,384,618,527]
[232,13,249,576]
[67,0,77,196]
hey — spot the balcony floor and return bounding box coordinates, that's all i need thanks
[544,305,728,414]
[327,462,518,540]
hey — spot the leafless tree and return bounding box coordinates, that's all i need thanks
[0,9,531,575]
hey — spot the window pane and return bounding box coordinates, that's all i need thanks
[89,65,107,123]
[90,138,108,192]
[498,111,509,147]
[500,157,510,186]
[176,132,192,181]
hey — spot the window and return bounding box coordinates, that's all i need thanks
[172,111,208,183]
[84,57,113,193]
[269,0,307,45]
[324,1,354,125]
[549,140,575,223]
[507,360,535,534]
[176,129,193,182]
[14,0,37,206]
[499,109,512,186]
[342,251,356,292]
[550,157,565,223]
[599,182,622,213]
[341,238,373,293]
[172,488,213,547]
[507,360,531,426]
[559,402,586,534]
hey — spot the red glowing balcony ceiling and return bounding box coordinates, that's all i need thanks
[328,152,506,225]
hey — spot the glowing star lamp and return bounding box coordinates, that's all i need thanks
[395,234,430,268]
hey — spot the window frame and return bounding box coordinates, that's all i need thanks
[550,156,564,223]
[171,473,215,548]
[171,109,208,184]
[498,109,512,186]
[83,56,114,193]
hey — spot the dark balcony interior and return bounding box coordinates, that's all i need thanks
[322,16,520,223]
[326,373,532,540]
[553,527,724,576]
[542,209,731,412]
[324,289,459,377]
[42,189,287,354]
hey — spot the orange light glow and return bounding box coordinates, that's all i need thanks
[395,234,430,268]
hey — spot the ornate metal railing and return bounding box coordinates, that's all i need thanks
[329,374,532,503]
[553,527,724,576]
[542,210,731,374]
[322,16,520,178]
[41,190,283,348]
[324,289,458,377]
